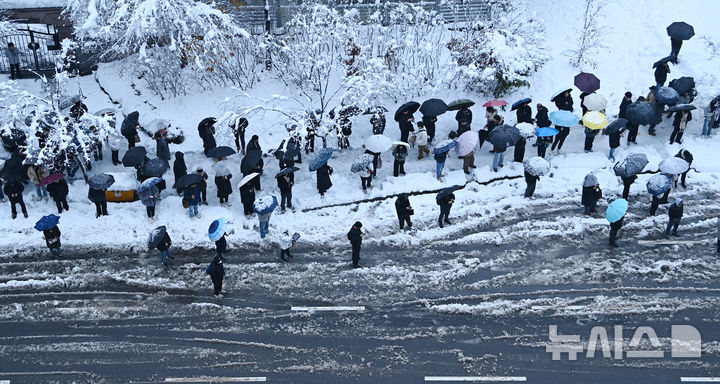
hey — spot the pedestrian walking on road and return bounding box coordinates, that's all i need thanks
[437,191,455,228]
[206,254,225,296]
[43,225,62,257]
[347,221,364,268]
[157,231,173,267]
[395,193,413,230]
[609,215,624,247]
[665,198,684,238]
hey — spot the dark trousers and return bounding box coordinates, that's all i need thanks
[665,218,680,236]
[398,214,412,229]
[305,135,315,153]
[609,226,620,245]
[146,206,155,218]
[200,182,207,203]
[219,195,228,204]
[478,130,488,151]
[126,136,135,149]
[351,243,361,266]
[622,183,631,199]
[538,144,547,158]
[361,176,372,190]
[584,135,595,151]
[525,181,536,198]
[670,129,684,144]
[111,150,120,165]
[9,63,20,79]
[438,207,451,225]
[211,276,223,295]
[281,191,292,209]
[552,128,569,150]
[650,195,662,215]
[95,201,108,217]
[242,201,254,215]
[10,198,27,216]
[393,160,405,177]
[514,140,525,162]
[55,198,69,213]
[93,142,103,161]
[677,171,689,188]
[627,126,639,143]
[281,248,291,259]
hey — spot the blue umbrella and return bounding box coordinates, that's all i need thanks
[655,86,680,105]
[605,199,628,223]
[625,101,655,125]
[536,127,559,137]
[605,118,628,134]
[511,98,532,111]
[241,150,263,174]
[141,158,169,177]
[309,148,333,172]
[551,88,572,102]
[208,218,228,242]
[147,225,167,249]
[549,110,580,127]
[254,195,278,215]
[34,214,60,231]
[138,177,162,193]
[432,139,457,154]
[646,173,672,196]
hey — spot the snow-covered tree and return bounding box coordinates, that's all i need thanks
[565,0,608,69]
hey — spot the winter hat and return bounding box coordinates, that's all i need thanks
[676,197,683,205]
[7,42,13,48]
[196,167,203,172]
[251,135,259,141]
[354,221,362,228]
[625,92,632,98]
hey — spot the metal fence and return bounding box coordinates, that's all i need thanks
[0,26,62,74]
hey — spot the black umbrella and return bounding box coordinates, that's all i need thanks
[276,167,300,178]
[437,185,463,201]
[394,101,420,121]
[574,72,600,93]
[241,150,263,174]
[666,22,695,40]
[173,173,203,188]
[207,145,237,159]
[419,98,448,117]
[488,124,523,147]
[88,173,115,190]
[120,111,139,136]
[447,99,475,111]
[362,106,388,115]
[653,55,675,68]
[625,101,656,125]
[669,76,695,95]
[122,146,147,167]
[614,153,649,178]
[666,104,697,112]
[199,117,216,129]
[605,118,628,134]
[141,158,169,177]
[147,226,167,250]
[274,141,300,160]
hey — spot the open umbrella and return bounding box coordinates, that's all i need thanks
[365,135,393,153]
[94,108,117,117]
[394,101,421,121]
[516,122,536,138]
[583,173,598,187]
[275,167,300,178]
[605,199,628,223]
[613,153,648,177]
[582,93,607,111]
[88,173,115,190]
[141,158,168,177]
[605,119,628,135]
[523,156,550,176]
[419,98,448,117]
[582,111,609,130]
[666,104,696,112]
[667,22,695,40]
[199,117,217,129]
[40,172,65,187]
[120,111,140,137]
[574,72,600,93]
[173,173,203,188]
[488,125,522,147]
[351,154,375,173]
[208,218,228,242]
[241,150,262,174]
[309,148,334,171]
[254,195,278,215]
[549,110,580,127]
[138,177,162,193]
[669,77,695,95]
[145,119,171,134]
[454,131,479,157]
[432,139,457,154]
[653,55,675,69]
[447,99,475,111]
[437,185,463,200]
[551,88,572,102]
[625,101,656,125]
[34,214,60,231]
[147,225,167,249]
[655,86,680,105]
[647,173,673,196]
[362,106,388,115]
[391,141,411,149]
[207,146,237,159]
[482,99,508,108]
[659,157,689,174]
[537,127,559,137]
[239,172,260,187]
[511,98,532,111]
[122,146,147,167]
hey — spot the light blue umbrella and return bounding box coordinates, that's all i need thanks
[138,177,162,193]
[549,110,580,127]
[536,127,559,137]
[309,148,333,172]
[432,139,457,154]
[208,218,228,242]
[606,199,628,223]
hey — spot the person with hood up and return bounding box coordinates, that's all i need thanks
[619,92,632,119]
[47,177,69,213]
[347,221,364,268]
[173,151,187,193]
[43,224,61,257]
[437,191,455,228]
[395,193,413,230]
[155,131,170,166]
[655,62,671,88]
[317,163,333,196]
[88,185,108,218]
[206,254,225,296]
[157,230,173,267]
[456,106,472,134]
[582,180,603,215]
[121,112,140,150]
[665,198,684,238]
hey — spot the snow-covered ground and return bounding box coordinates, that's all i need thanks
[1,0,719,258]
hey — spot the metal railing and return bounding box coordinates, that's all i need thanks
[0,25,61,74]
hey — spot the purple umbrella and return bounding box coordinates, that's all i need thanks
[574,72,600,93]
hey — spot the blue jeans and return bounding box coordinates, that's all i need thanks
[188,204,198,217]
[666,219,680,236]
[436,162,445,178]
[67,163,79,179]
[492,151,505,170]
[656,81,664,88]
[259,220,269,238]
[159,249,171,264]
[609,147,616,160]
[35,185,48,198]
[584,200,597,214]
[49,247,61,257]
[702,118,712,136]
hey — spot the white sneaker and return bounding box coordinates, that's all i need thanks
[225,201,232,207]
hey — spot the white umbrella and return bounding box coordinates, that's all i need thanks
[515,122,536,139]
[454,131,478,157]
[364,135,393,153]
[391,141,411,149]
[523,156,550,176]
[583,93,608,111]
[145,119,171,134]
[659,157,689,174]
[238,172,260,188]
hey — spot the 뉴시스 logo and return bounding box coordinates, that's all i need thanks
[546,324,702,360]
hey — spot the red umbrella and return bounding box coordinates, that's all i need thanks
[482,99,508,108]
[40,173,65,186]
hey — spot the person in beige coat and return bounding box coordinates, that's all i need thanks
[27,164,49,200]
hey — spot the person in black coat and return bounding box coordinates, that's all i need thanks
[456,107,472,134]
[239,181,256,216]
[173,151,187,193]
[157,231,173,266]
[246,135,261,153]
[422,115,437,144]
[537,136,552,158]
[619,92,632,119]
[392,144,408,177]
[535,104,551,127]
[621,175,637,199]
[671,38,683,59]
[609,215,624,247]
[47,178,69,213]
[44,225,62,257]
[551,125,570,152]
[513,137,526,163]
[121,111,140,150]
[317,163,333,196]
[579,91,592,116]
[371,112,386,135]
[655,62,670,87]
[4,178,27,219]
[665,198,684,237]
[347,221,364,268]
[214,173,232,206]
[516,103,533,124]
[215,233,228,256]
[395,193,413,230]
[582,184,602,215]
[626,121,639,144]
[207,254,225,296]
[554,90,574,112]
[397,111,414,143]
[198,118,217,156]
[231,118,249,155]
[277,173,293,211]
[88,186,108,218]
[194,168,208,205]
[251,157,264,191]
[437,192,455,228]
[524,171,539,198]
[675,149,693,188]
[607,127,623,161]
[670,109,692,145]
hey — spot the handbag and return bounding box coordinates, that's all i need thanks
[182,198,190,209]
[134,133,141,143]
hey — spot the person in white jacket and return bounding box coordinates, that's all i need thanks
[415,122,430,159]
[280,231,299,262]
[360,162,373,190]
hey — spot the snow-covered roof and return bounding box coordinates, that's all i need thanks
[0,0,65,9]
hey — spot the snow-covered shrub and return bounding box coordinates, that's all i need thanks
[565,0,608,70]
